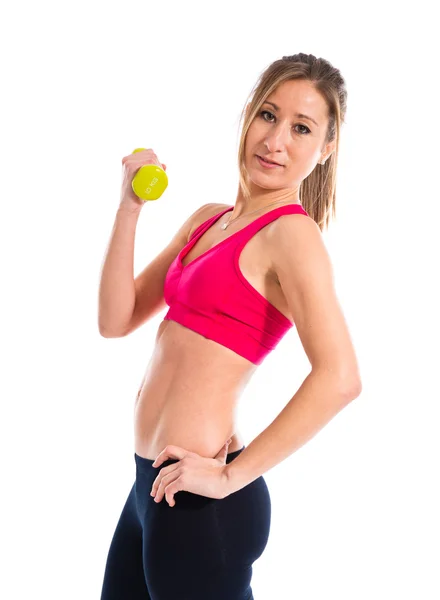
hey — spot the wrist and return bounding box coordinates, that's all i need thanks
[117,205,143,218]
[222,463,240,498]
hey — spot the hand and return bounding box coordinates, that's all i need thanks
[119,148,166,211]
[150,439,232,507]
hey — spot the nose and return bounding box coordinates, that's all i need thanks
[264,122,289,155]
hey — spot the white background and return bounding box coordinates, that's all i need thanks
[1,0,439,598]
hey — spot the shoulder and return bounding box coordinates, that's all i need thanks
[187,203,232,242]
[268,210,322,251]
[266,212,330,283]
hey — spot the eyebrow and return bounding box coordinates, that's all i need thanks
[263,101,319,127]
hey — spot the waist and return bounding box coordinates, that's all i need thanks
[134,367,248,459]
[135,445,246,473]
[134,398,244,460]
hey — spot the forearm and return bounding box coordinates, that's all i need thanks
[98,207,142,336]
[224,370,360,496]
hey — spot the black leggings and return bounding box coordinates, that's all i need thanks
[100,446,271,599]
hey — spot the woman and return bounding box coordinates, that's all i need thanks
[99,53,362,600]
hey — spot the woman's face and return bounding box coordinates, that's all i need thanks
[244,79,334,193]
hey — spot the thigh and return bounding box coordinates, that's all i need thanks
[139,490,240,599]
[100,482,151,600]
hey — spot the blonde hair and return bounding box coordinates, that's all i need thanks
[237,53,348,232]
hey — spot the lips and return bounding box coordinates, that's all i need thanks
[257,155,283,166]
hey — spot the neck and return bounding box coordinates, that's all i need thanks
[232,185,300,218]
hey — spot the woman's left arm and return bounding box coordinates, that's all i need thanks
[224,215,362,495]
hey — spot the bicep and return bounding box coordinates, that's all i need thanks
[271,215,361,390]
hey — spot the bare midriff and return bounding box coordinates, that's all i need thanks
[133,319,257,460]
[133,204,296,461]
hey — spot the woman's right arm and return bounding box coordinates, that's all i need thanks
[98,147,165,337]
[97,202,216,338]
[98,205,143,337]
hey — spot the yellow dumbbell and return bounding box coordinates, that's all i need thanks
[131,148,168,201]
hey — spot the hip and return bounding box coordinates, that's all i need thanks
[134,446,271,569]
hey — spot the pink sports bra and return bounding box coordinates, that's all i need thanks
[163,203,310,365]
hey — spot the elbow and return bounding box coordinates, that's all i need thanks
[333,361,363,401]
[98,309,130,337]
[98,323,127,338]
[98,327,113,338]
[311,367,362,402]
[339,377,362,402]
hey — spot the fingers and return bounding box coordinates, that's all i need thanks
[152,475,176,506]
[152,444,182,467]
[151,462,180,505]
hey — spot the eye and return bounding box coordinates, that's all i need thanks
[259,110,311,135]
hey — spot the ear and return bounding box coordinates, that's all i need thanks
[321,139,336,162]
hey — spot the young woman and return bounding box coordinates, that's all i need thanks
[99,53,362,600]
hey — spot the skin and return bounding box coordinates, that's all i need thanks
[134,79,336,464]
[233,78,335,216]
[145,80,361,507]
